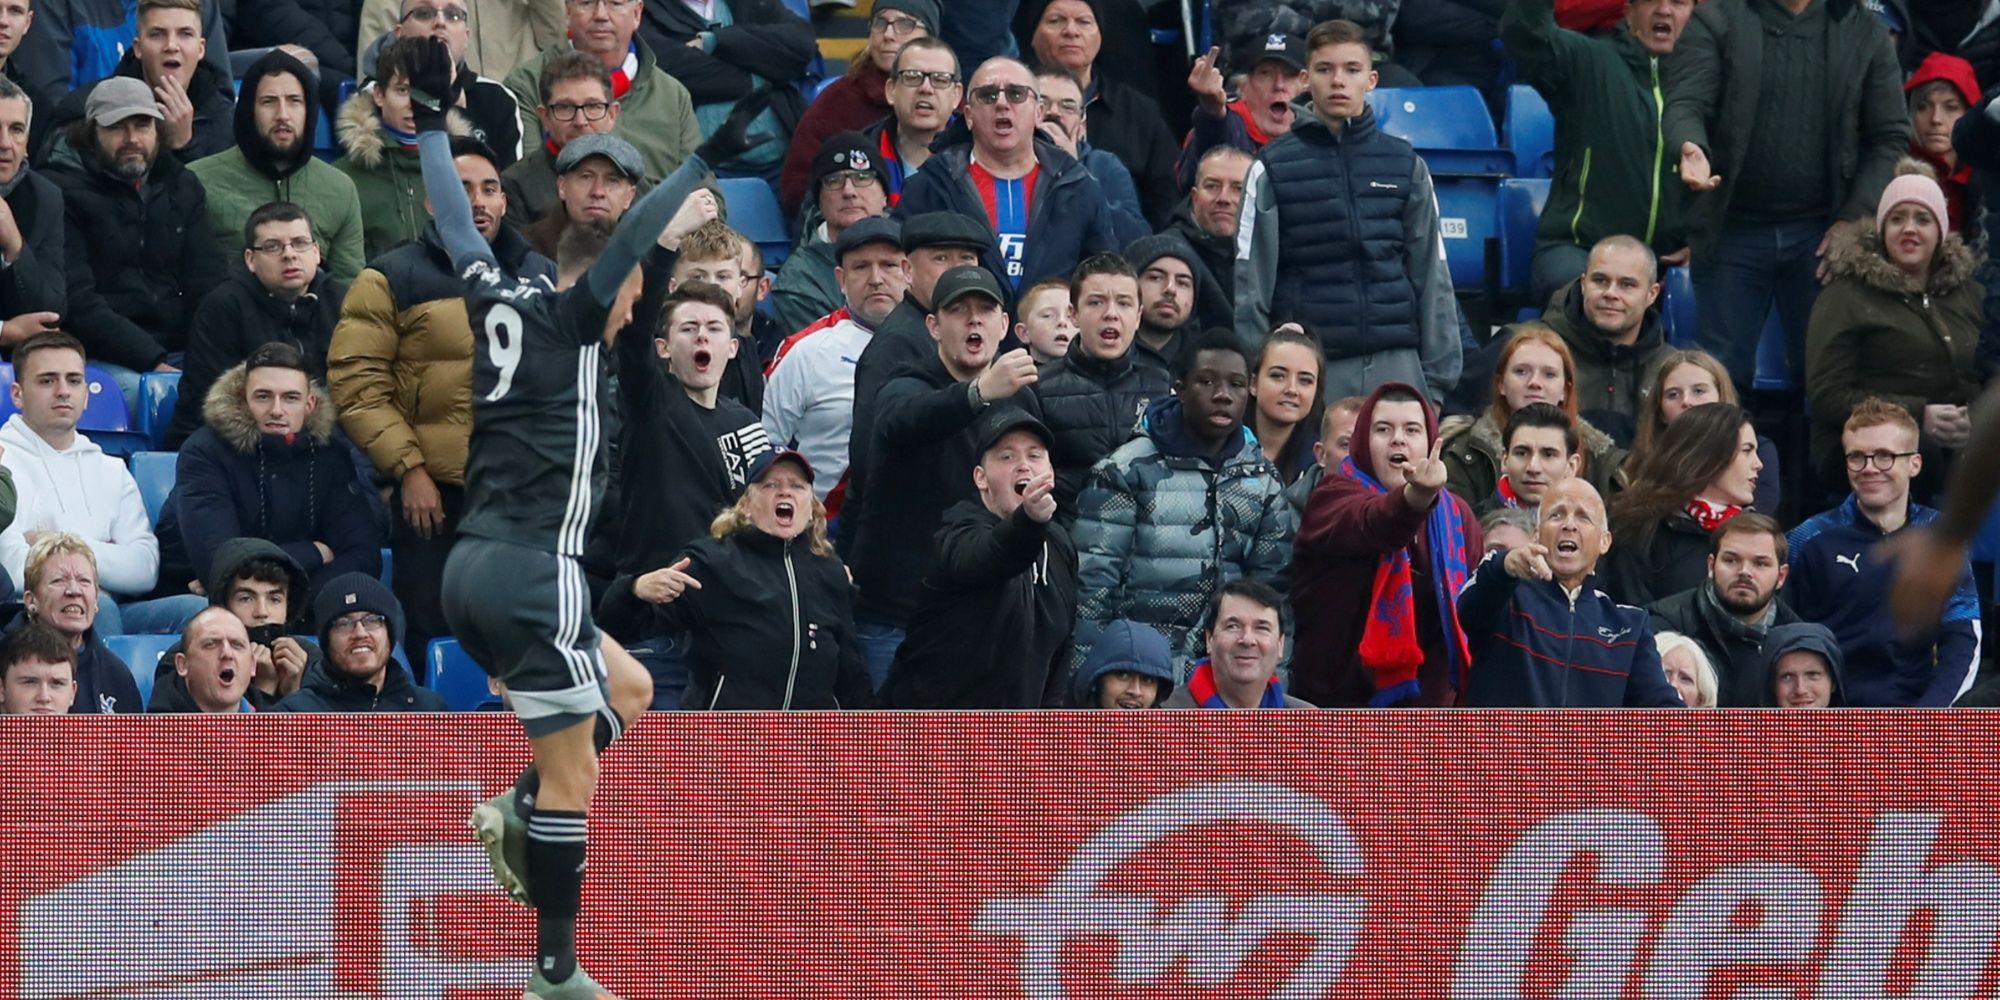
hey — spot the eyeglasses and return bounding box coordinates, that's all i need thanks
[870,13,924,36]
[893,68,959,89]
[1844,450,1919,471]
[1037,95,1082,115]
[819,170,881,191]
[402,4,468,23]
[970,84,1037,106]
[251,237,318,256]
[567,0,637,9]
[546,100,612,122]
[330,613,390,635]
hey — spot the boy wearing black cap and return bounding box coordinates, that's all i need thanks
[770,130,892,334]
[881,409,1078,708]
[849,265,1043,686]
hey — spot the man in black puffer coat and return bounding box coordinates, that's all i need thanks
[1036,253,1170,514]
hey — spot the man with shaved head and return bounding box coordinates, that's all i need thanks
[1457,478,1685,706]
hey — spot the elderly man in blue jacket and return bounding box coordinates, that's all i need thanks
[1459,477,1683,707]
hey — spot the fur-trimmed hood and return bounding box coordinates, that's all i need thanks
[203,362,338,454]
[333,89,471,171]
[1822,219,1979,296]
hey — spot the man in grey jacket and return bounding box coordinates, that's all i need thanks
[1233,18,1459,404]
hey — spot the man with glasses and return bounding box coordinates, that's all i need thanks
[781,0,936,216]
[190,50,366,283]
[1787,397,1979,707]
[504,0,701,185]
[168,202,349,448]
[382,0,521,168]
[770,130,889,334]
[862,35,958,207]
[503,51,622,227]
[1032,65,1146,245]
[897,56,1117,290]
[1026,0,1177,227]
[276,571,446,711]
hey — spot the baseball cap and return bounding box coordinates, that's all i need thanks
[974,409,1053,458]
[901,211,995,253]
[834,215,902,262]
[85,77,165,127]
[810,131,888,190]
[555,133,644,181]
[747,448,815,485]
[1238,31,1307,73]
[930,265,1005,311]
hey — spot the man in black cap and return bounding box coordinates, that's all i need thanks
[522,131,644,259]
[841,210,996,552]
[1175,31,1307,187]
[770,129,891,334]
[881,409,1078,708]
[847,265,1043,686]
[275,571,446,712]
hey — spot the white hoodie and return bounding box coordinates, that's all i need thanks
[0,414,159,596]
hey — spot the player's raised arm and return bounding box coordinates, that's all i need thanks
[405,38,494,275]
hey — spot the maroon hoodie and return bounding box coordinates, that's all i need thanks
[1289,383,1482,708]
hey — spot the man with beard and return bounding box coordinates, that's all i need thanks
[0,76,66,343]
[190,51,366,280]
[1176,31,1305,187]
[1125,232,1225,379]
[39,0,233,164]
[43,76,224,404]
[1165,145,1251,303]
[1648,512,1800,707]
[275,571,446,712]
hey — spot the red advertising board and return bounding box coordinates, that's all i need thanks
[4,711,1998,998]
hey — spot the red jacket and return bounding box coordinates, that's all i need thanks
[780,63,892,218]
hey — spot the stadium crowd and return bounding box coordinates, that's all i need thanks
[0,0,1995,717]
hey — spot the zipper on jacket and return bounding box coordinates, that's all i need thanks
[780,542,802,710]
[708,675,727,710]
[1337,137,1369,348]
[1645,59,1663,246]
[1561,587,1579,708]
[1569,147,1593,245]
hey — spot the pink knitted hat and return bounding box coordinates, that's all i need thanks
[1876,173,1950,233]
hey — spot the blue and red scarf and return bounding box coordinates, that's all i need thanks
[1339,456,1473,705]
[1494,475,1522,510]
[1185,658,1289,709]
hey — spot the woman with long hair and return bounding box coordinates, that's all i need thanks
[1250,325,1325,484]
[597,451,872,710]
[1438,323,1624,508]
[1603,403,1763,606]
[1627,349,1781,513]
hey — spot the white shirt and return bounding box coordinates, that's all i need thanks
[761,316,873,499]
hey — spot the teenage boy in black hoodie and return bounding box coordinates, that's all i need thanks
[881,411,1078,708]
[147,536,322,711]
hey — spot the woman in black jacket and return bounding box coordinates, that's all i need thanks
[1602,403,1764,607]
[598,449,871,710]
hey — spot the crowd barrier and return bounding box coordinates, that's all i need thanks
[5,711,1998,998]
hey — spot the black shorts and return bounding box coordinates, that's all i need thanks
[442,537,607,730]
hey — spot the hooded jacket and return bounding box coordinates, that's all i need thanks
[1648,581,1802,707]
[0,416,158,596]
[894,137,1121,289]
[1902,53,1981,236]
[1071,396,1297,671]
[158,361,385,598]
[1662,0,1911,257]
[1289,383,1482,707]
[188,51,369,281]
[1786,494,1979,706]
[332,90,477,263]
[0,165,66,324]
[1,609,137,714]
[849,349,1044,625]
[881,500,1079,708]
[1804,220,1982,470]
[1036,341,1173,516]
[1069,617,1177,707]
[1755,621,1850,707]
[599,527,873,710]
[1459,549,1682,707]
[1437,409,1626,511]
[41,48,235,165]
[1501,0,1686,257]
[503,39,703,186]
[1233,108,1461,403]
[276,570,444,712]
[146,537,324,712]
[1532,278,1671,448]
[780,62,892,219]
[42,127,227,370]
[1123,230,1234,350]
[169,267,348,449]
[329,220,555,487]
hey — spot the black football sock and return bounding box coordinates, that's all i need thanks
[525,808,587,983]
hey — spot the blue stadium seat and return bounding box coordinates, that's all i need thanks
[103,634,179,707]
[380,546,393,588]
[719,176,793,269]
[1431,177,1500,292]
[138,371,180,450]
[1661,265,1696,348]
[1752,306,1793,393]
[130,451,176,525]
[81,365,147,457]
[0,362,16,423]
[1368,86,1511,175]
[779,0,808,18]
[428,638,502,711]
[1496,178,1550,297]
[1504,85,1554,179]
